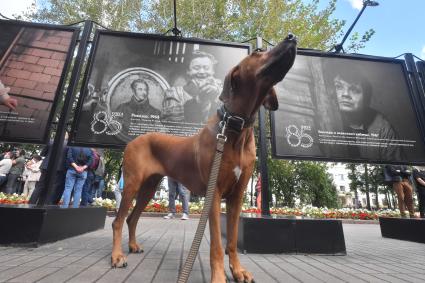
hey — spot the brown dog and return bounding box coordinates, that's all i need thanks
[111,34,297,282]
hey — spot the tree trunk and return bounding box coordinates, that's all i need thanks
[354,188,359,209]
[364,164,371,210]
[375,185,380,209]
[385,191,391,209]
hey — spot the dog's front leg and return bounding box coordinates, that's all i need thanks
[226,183,254,283]
[209,190,226,283]
[111,181,138,268]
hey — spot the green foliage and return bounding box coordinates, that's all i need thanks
[0,143,43,158]
[267,159,337,208]
[268,159,297,207]
[15,0,376,200]
[296,161,338,208]
[102,149,123,191]
[23,0,374,52]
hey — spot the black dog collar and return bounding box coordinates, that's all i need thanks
[217,104,256,132]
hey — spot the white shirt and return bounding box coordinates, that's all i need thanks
[0,158,12,176]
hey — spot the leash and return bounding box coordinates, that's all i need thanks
[177,106,253,283]
[177,121,227,283]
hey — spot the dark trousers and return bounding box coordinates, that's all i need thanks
[4,174,20,194]
[418,187,425,218]
[80,171,95,206]
[29,169,66,205]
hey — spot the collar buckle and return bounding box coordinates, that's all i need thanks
[225,114,245,132]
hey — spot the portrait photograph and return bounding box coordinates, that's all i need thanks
[271,52,425,164]
[71,31,249,147]
[0,20,77,143]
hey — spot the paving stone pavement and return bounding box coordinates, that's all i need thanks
[0,216,424,283]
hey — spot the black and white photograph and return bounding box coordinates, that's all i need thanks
[271,52,425,164]
[0,20,77,143]
[71,31,249,147]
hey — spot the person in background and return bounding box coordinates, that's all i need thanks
[0,79,18,111]
[163,177,190,220]
[61,147,92,208]
[413,166,425,218]
[255,173,262,208]
[114,170,124,213]
[22,155,42,198]
[80,148,100,206]
[92,150,105,199]
[0,151,13,189]
[384,165,416,218]
[29,138,68,205]
[4,149,25,194]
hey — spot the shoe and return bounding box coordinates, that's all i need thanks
[181,213,189,220]
[164,213,175,219]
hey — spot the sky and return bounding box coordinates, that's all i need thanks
[0,0,424,59]
[326,0,425,59]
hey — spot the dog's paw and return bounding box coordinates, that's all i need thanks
[230,265,254,283]
[129,243,144,253]
[111,254,128,268]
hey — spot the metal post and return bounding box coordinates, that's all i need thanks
[255,36,263,51]
[258,107,271,216]
[416,61,425,99]
[37,20,94,206]
[334,1,379,53]
[405,54,425,140]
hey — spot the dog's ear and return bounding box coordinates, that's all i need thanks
[263,87,278,111]
[219,66,238,102]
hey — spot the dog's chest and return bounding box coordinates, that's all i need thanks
[233,166,242,182]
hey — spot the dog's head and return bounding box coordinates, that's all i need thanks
[219,34,297,118]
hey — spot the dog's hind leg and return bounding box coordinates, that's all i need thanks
[209,189,226,283]
[111,175,140,268]
[226,175,254,283]
[126,175,162,253]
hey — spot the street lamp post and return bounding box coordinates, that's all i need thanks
[333,0,379,53]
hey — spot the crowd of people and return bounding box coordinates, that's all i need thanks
[0,146,106,208]
[3,145,425,219]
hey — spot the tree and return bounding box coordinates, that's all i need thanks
[368,165,385,209]
[267,159,297,207]
[267,160,337,208]
[25,0,374,52]
[346,163,361,208]
[296,161,337,208]
[20,0,375,197]
[362,164,371,210]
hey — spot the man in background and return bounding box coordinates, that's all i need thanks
[413,166,425,218]
[384,165,415,218]
[163,177,190,220]
[4,149,25,194]
[61,147,93,208]
[0,151,13,189]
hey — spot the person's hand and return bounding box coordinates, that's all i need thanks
[199,83,220,98]
[2,97,18,111]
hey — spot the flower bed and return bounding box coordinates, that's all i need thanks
[0,194,401,220]
[92,198,400,219]
[0,193,29,204]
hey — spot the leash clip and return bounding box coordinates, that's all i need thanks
[217,121,227,142]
